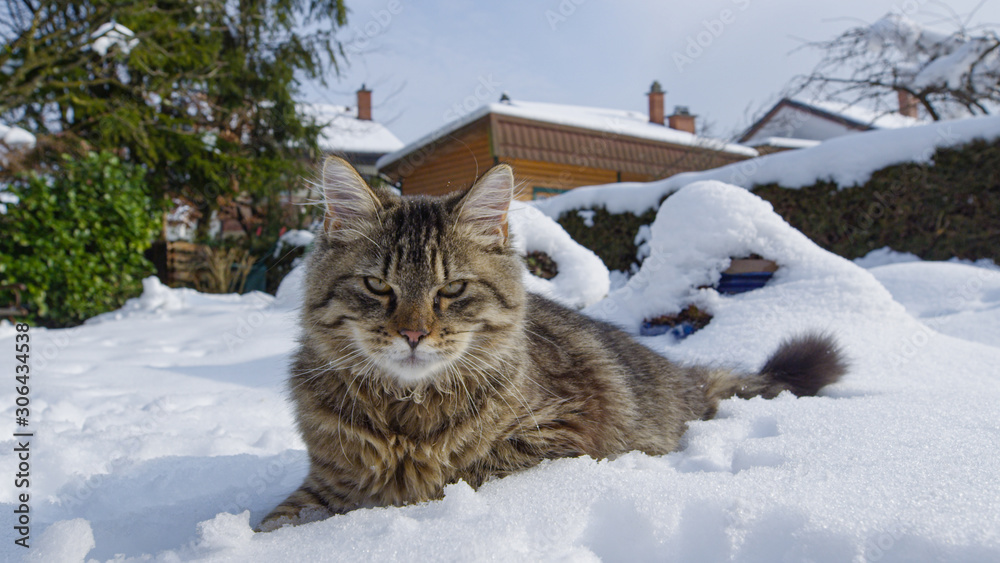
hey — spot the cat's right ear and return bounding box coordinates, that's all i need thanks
[455,164,515,245]
[320,156,382,235]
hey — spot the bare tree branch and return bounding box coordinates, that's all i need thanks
[788,12,1000,121]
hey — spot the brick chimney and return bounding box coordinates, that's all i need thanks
[668,106,696,134]
[897,89,919,119]
[647,81,665,125]
[357,85,372,121]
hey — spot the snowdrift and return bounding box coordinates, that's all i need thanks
[508,200,610,309]
[2,182,999,562]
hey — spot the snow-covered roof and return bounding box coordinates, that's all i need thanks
[742,136,821,150]
[803,98,922,130]
[740,98,923,145]
[299,103,404,156]
[377,99,757,170]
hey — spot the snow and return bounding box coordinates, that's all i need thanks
[742,136,821,149]
[854,247,999,272]
[865,13,1000,97]
[0,190,18,215]
[89,22,139,57]
[740,98,921,147]
[852,247,923,269]
[1,122,36,213]
[377,98,757,171]
[299,103,404,155]
[272,229,316,260]
[277,229,315,249]
[576,209,596,227]
[806,98,922,130]
[4,176,1000,561]
[0,123,36,149]
[533,114,1000,218]
[866,261,1000,349]
[23,519,95,563]
[165,200,199,242]
[508,201,609,309]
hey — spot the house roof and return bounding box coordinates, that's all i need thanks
[742,136,821,149]
[739,98,923,144]
[377,99,757,170]
[299,103,404,156]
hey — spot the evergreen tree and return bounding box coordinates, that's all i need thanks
[1,0,348,235]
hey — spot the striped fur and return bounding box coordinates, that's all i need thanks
[257,158,847,531]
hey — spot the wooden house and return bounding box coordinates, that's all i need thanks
[376,83,758,199]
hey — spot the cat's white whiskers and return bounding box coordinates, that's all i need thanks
[333,227,380,249]
[462,345,542,435]
[456,352,540,435]
[466,340,555,399]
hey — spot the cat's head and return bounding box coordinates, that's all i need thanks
[302,157,526,389]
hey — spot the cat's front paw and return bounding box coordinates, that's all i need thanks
[255,506,335,532]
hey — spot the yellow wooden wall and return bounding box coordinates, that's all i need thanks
[392,120,494,197]
[506,159,619,200]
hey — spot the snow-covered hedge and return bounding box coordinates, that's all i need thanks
[538,115,1000,273]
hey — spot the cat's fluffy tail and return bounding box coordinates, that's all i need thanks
[706,333,847,403]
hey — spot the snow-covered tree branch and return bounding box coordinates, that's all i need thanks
[790,13,1000,120]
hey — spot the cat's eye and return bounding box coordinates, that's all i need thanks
[364,276,393,295]
[438,280,467,298]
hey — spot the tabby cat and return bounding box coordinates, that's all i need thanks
[257,157,846,531]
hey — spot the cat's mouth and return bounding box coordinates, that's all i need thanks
[380,348,447,383]
[399,353,427,367]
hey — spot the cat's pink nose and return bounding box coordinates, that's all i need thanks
[400,329,428,350]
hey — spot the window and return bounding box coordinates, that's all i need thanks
[532,187,568,200]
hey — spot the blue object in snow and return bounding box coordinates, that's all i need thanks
[716,272,774,295]
[639,320,697,340]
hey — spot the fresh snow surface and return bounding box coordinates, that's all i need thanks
[866,262,1000,349]
[854,247,999,272]
[3,183,1000,562]
[533,114,1000,218]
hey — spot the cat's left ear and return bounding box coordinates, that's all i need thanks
[320,156,383,235]
[455,164,514,244]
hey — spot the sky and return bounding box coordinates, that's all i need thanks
[301,0,1000,145]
